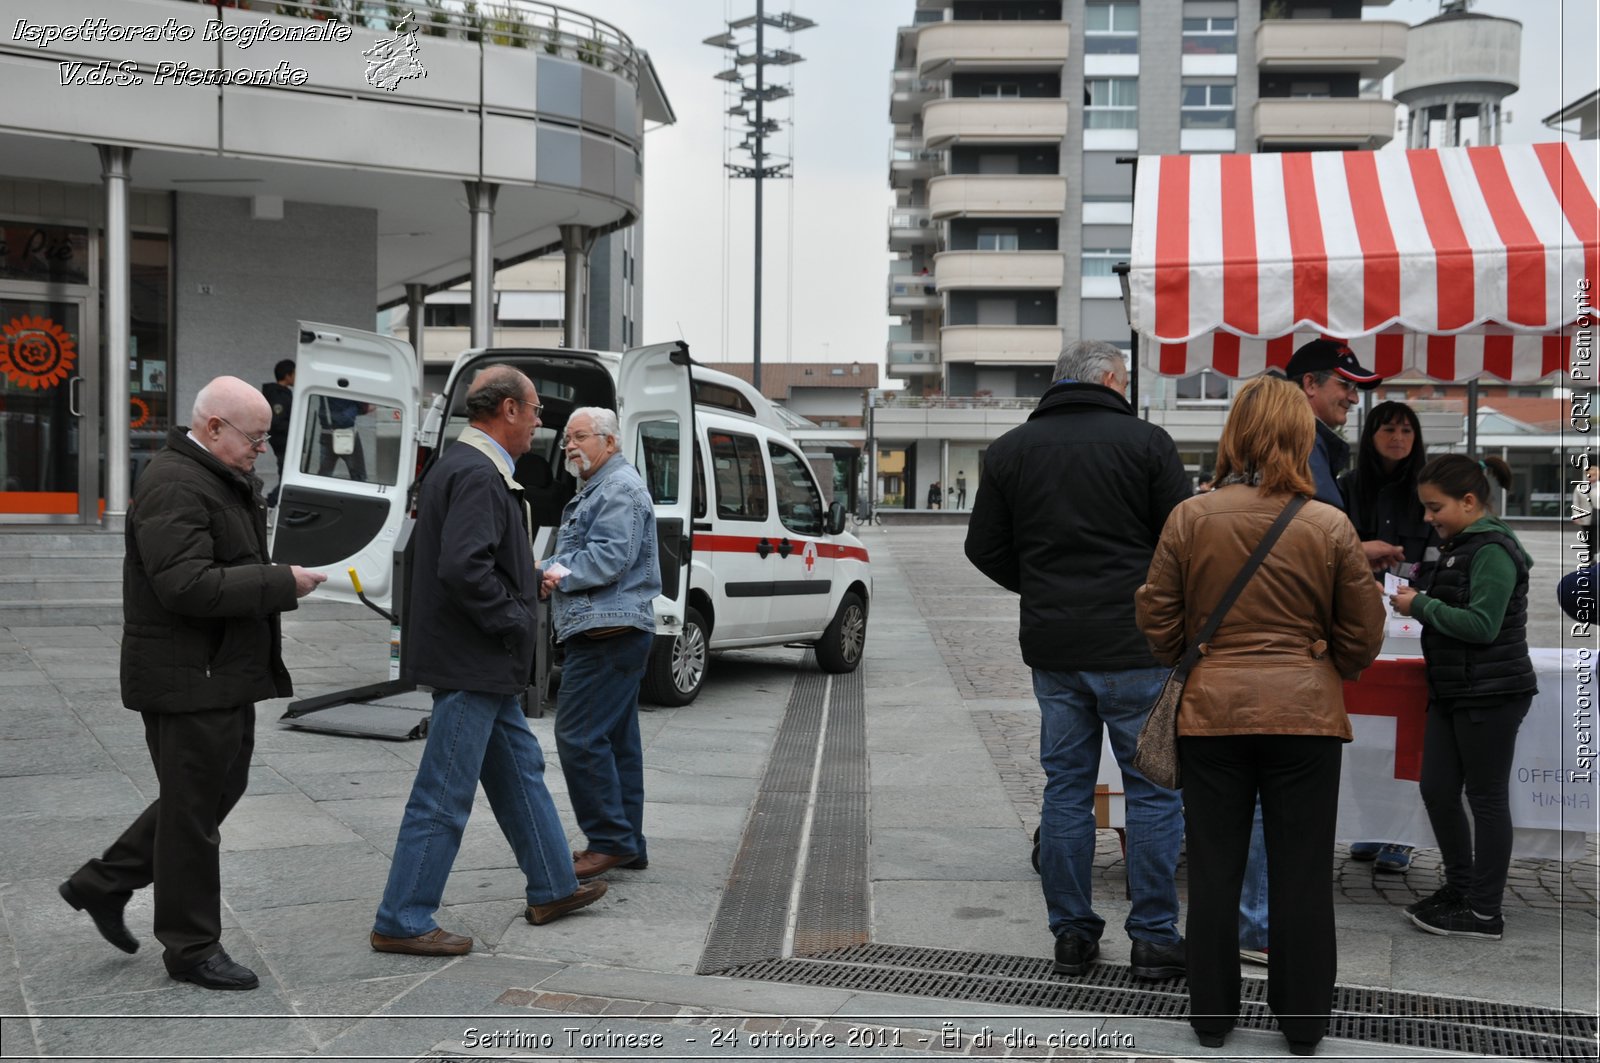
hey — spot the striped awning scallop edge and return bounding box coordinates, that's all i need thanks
[1128,143,1598,382]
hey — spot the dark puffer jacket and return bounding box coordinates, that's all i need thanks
[965,381,1192,671]
[121,428,298,713]
[1418,526,1537,705]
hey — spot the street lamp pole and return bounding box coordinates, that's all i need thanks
[705,5,815,395]
[753,0,764,392]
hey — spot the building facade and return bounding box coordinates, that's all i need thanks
[883,0,1410,509]
[0,0,669,526]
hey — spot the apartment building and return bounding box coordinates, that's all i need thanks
[882,0,1410,509]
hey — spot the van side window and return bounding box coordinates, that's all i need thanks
[693,444,707,519]
[767,443,824,536]
[298,395,404,486]
[634,418,680,505]
[708,430,768,522]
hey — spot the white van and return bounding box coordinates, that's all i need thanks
[270,323,871,707]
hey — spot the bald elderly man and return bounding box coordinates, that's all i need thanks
[61,376,326,990]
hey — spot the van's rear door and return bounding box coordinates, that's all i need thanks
[270,322,418,611]
[617,341,695,635]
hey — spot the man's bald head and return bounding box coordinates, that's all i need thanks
[193,376,271,426]
[192,376,273,475]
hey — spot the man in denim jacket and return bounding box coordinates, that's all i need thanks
[540,406,661,882]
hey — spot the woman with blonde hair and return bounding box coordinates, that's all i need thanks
[1136,375,1384,1055]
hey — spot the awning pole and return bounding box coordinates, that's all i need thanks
[1465,379,1479,457]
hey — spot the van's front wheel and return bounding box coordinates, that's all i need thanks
[642,605,709,706]
[813,591,866,674]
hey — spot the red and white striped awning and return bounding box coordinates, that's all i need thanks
[1127,143,1598,382]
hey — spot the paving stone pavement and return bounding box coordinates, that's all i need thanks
[891,522,1600,912]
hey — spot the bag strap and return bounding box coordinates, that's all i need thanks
[1176,495,1307,677]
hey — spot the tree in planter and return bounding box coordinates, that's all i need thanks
[577,33,607,68]
[459,0,484,43]
[489,3,530,48]
[420,0,449,37]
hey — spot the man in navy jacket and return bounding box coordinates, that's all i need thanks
[965,340,1191,982]
[371,365,604,956]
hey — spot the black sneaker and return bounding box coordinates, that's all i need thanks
[1052,934,1100,976]
[1410,902,1503,940]
[1404,884,1463,917]
[1130,936,1186,980]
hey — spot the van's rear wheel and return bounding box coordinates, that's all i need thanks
[813,591,866,674]
[642,605,708,706]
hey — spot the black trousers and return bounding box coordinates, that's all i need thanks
[1180,734,1343,1046]
[1419,697,1531,917]
[69,705,254,973]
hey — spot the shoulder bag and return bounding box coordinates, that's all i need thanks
[1133,495,1307,790]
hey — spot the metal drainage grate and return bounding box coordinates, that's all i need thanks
[698,661,831,974]
[721,943,1598,1061]
[793,665,869,956]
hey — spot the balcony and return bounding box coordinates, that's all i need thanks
[1256,19,1408,80]
[928,175,1067,218]
[890,139,942,185]
[916,21,1071,78]
[922,98,1069,149]
[888,274,941,312]
[890,71,942,124]
[887,324,941,376]
[889,206,938,249]
[1254,97,1400,148]
[934,250,1063,291]
[941,325,1064,364]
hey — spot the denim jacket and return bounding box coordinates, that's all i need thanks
[546,454,660,640]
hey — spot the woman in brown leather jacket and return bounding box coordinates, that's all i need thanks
[1136,375,1385,1056]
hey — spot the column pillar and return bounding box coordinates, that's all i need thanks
[1443,101,1458,147]
[99,145,133,528]
[405,282,427,391]
[464,181,497,348]
[560,224,593,350]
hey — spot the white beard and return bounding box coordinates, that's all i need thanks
[564,452,593,480]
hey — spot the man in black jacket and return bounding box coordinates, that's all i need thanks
[965,340,1191,981]
[261,358,294,506]
[62,376,327,990]
[371,365,603,957]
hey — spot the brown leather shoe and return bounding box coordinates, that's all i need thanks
[369,927,472,956]
[572,849,642,880]
[526,880,607,925]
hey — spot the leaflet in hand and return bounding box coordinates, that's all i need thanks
[544,562,571,580]
[1383,571,1420,640]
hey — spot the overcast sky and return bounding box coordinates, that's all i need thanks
[567,1,1597,369]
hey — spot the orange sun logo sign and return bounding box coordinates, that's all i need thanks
[0,315,76,390]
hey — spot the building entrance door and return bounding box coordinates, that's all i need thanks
[0,292,98,522]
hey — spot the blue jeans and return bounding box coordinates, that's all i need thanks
[556,629,652,860]
[1034,667,1183,945]
[1239,801,1268,950]
[374,689,579,939]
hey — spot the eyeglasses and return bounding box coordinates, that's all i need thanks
[561,431,597,447]
[218,417,270,450]
[518,399,544,417]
